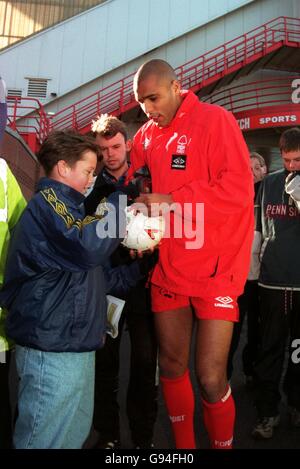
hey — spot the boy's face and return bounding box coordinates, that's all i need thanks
[250,157,266,183]
[65,150,97,194]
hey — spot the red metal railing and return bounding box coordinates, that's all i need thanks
[7,16,300,146]
[49,16,300,134]
[176,17,300,91]
[7,96,50,144]
[201,75,300,113]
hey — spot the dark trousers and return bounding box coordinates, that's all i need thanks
[0,349,12,449]
[93,288,158,446]
[254,287,300,418]
[227,281,260,379]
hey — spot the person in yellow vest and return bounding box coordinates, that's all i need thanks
[0,76,27,448]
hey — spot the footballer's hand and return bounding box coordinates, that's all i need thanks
[133,193,174,216]
[129,246,156,259]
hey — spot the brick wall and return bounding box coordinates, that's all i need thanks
[1,128,41,200]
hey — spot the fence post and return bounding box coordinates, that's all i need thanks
[11,98,18,130]
[72,105,77,130]
[97,91,101,116]
[119,79,124,114]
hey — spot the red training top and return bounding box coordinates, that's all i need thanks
[129,90,254,297]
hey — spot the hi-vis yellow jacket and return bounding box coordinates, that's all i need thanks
[0,158,26,352]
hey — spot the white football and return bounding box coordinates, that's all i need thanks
[122,208,165,251]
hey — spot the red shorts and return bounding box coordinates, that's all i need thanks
[151,284,239,321]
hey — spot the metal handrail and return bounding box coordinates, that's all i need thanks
[50,16,300,132]
[7,96,49,142]
[7,16,300,142]
[201,75,300,113]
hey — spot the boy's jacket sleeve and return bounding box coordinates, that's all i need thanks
[13,191,126,272]
[104,261,142,297]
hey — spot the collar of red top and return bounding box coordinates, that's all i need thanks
[153,89,199,130]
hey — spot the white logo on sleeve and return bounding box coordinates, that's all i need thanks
[143,137,151,149]
[166,132,178,151]
[214,296,234,309]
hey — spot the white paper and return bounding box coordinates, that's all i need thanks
[106,295,125,338]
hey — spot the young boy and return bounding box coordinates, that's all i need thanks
[0,130,126,449]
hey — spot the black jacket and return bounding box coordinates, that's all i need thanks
[256,169,300,288]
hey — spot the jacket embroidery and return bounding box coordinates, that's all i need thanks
[41,188,74,228]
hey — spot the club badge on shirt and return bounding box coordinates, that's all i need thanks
[171,154,187,170]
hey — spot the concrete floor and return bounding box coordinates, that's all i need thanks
[84,319,300,450]
[8,316,300,451]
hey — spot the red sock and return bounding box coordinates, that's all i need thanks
[202,385,235,449]
[160,370,196,449]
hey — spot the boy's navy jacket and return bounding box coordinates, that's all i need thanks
[0,177,140,352]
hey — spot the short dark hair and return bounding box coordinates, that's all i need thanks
[91,114,127,141]
[37,130,100,175]
[279,127,300,153]
[134,59,178,87]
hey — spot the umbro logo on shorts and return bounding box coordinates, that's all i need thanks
[214,296,234,309]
